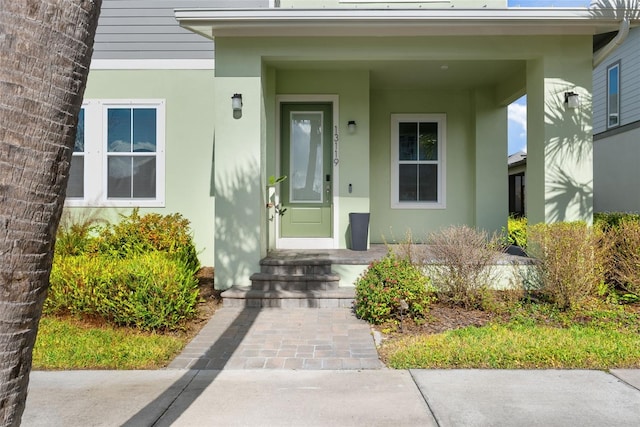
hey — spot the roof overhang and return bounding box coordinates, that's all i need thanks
[175,8,637,40]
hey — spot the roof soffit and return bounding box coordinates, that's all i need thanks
[175,8,636,39]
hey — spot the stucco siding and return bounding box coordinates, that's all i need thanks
[94,0,268,60]
[76,69,216,266]
[593,27,640,135]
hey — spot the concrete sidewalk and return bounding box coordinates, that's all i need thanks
[23,369,640,426]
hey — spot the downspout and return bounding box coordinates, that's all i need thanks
[593,18,630,68]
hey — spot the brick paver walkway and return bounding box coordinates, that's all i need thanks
[168,307,384,370]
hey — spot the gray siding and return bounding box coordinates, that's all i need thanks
[593,27,640,134]
[94,0,269,60]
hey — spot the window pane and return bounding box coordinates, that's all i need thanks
[399,164,418,201]
[108,156,132,198]
[74,108,84,153]
[290,112,323,202]
[67,155,84,198]
[608,65,619,127]
[132,156,156,198]
[418,164,438,202]
[399,122,417,161]
[133,109,157,153]
[419,122,438,160]
[108,108,132,152]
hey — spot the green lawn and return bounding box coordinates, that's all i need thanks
[380,305,640,369]
[33,316,186,370]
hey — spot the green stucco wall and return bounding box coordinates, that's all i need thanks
[73,69,216,266]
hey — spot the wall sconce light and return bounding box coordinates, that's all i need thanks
[564,91,579,109]
[347,120,357,134]
[231,93,243,119]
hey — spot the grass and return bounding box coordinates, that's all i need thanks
[33,316,186,370]
[379,303,640,370]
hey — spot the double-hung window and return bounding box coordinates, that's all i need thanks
[607,62,620,128]
[391,114,446,209]
[65,99,165,207]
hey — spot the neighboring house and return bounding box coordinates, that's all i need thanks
[508,151,526,217]
[68,0,635,290]
[593,25,640,213]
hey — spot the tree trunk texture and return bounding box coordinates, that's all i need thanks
[0,1,101,425]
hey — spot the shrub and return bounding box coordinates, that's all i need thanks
[527,222,606,310]
[55,209,106,257]
[594,212,640,232]
[504,216,528,249]
[354,253,434,325]
[606,219,640,297]
[90,208,200,272]
[426,225,505,309]
[47,252,199,331]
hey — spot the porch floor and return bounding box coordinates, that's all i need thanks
[265,244,389,265]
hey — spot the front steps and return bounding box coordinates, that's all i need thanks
[222,255,355,308]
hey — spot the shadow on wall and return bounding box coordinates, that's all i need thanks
[214,159,262,289]
[543,80,593,222]
[590,0,640,20]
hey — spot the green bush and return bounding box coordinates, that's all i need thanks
[55,210,105,257]
[505,216,528,249]
[354,253,434,325]
[90,208,200,272]
[47,252,199,331]
[605,219,640,297]
[594,212,640,232]
[527,222,606,310]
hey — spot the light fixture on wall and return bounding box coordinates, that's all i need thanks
[347,120,357,134]
[564,91,580,109]
[231,93,243,119]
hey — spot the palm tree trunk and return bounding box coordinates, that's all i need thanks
[0,1,101,425]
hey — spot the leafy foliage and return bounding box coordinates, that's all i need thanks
[504,216,528,249]
[50,208,202,331]
[89,208,200,272]
[47,252,199,330]
[527,222,607,310]
[354,253,434,325]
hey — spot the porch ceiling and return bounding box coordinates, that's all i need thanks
[268,59,525,90]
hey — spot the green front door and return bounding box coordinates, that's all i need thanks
[280,103,333,238]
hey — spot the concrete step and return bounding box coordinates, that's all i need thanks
[221,286,355,308]
[249,272,341,291]
[259,258,333,276]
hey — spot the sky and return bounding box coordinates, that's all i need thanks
[506,0,591,154]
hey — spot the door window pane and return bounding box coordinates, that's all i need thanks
[290,112,323,203]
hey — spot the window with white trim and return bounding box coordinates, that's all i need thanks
[65,100,165,207]
[607,62,620,128]
[391,114,446,209]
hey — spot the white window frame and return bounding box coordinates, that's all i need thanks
[65,99,165,208]
[607,62,620,129]
[391,113,446,209]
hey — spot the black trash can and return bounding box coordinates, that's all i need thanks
[349,213,370,251]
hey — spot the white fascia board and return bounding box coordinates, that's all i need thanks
[90,59,214,70]
[175,8,630,37]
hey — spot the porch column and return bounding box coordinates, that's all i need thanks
[474,88,508,234]
[526,46,593,225]
[213,76,265,289]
